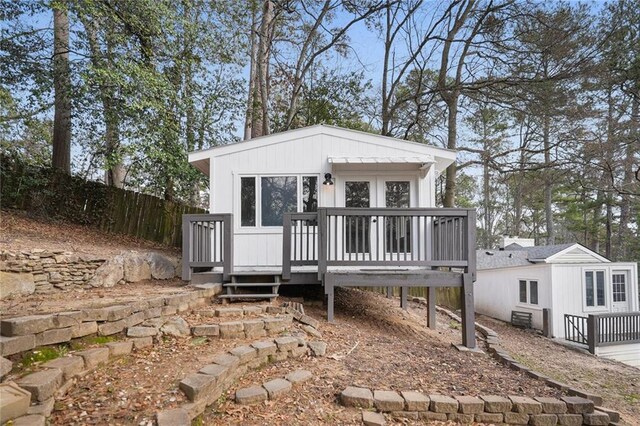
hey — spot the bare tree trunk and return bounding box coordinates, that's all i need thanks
[244,4,259,140]
[81,16,125,187]
[253,0,274,138]
[52,1,72,173]
[443,96,458,207]
[483,151,491,247]
[542,113,554,244]
[617,96,638,259]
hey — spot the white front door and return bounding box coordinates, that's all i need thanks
[612,271,630,312]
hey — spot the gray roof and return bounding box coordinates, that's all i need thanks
[476,249,533,270]
[506,243,575,260]
[477,243,579,270]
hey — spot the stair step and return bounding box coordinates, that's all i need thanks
[229,271,281,276]
[218,294,279,299]
[223,283,279,287]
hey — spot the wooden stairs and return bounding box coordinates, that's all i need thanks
[218,272,280,302]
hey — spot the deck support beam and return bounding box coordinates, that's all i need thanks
[400,287,408,310]
[386,286,393,299]
[427,286,436,329]
[325,275,335,323]
[461,273,475,349]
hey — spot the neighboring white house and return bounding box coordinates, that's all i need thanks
[188,124,456,268]
[475,238,639,366]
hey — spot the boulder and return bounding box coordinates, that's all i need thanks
[0,272,35,299]
[160,317,191,337]
[122,253,151,282]
[145,253,177,280]
[87,256,123,288]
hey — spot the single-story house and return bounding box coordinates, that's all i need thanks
[183,124,478,349]
[474,238,639,366]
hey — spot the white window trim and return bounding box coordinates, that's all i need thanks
[236,173,320,233]
[516,278,540,308]
[582,267,609,312]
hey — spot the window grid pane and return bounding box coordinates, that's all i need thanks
[302,176,318,213]
[596,271,605,306]
[240,177,256,227]
[529,281,538,305]
[612,274,626,302]
[519,280,527,304]
[585,271,594,307]
[261,177,298,227]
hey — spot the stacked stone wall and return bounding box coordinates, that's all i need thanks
[0,249,180,298]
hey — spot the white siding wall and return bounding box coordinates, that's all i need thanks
[596,343,640,367]
[550,263,639,339]
[474,265,551,329]
[548,247,606,264]
[209,133,437,267]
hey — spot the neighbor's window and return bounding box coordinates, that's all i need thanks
[585,270,606,307]
[241,177,256,227]
[519,279,538,305]
[519,280,527,304]
[261,176,297,226]
[612,273,627,302]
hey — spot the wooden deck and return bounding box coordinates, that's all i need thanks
[182,207,478,349]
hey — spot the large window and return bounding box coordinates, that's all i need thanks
[585,270,606,307]
[240,175,318,227]
[519,279,538,305]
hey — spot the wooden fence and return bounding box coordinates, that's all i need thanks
[0,157,205,246]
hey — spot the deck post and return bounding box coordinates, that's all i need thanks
[587,314,598,354]
[223,214,233,282]
[427,286,436,329]
[181,215,191,281]
[461,273,476,349]
[282,213,292,281]
[386,286,393,298]
[542,308,552,338]
[400,286,408,310]
[325,274,335,323]
[318,208,328,281]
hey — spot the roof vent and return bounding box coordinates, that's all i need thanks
[485,251,494,256]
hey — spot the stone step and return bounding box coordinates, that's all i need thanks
[223,282,279,287]
[218,294,279,300]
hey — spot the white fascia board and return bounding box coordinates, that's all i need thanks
[543,243,611,263]
[187,125,457,173]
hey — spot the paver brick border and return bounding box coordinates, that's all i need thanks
[339,386,618,425]
[433,305,607,408]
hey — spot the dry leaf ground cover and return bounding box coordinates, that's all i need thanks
[47,288,564,425]
[477,315,640,425]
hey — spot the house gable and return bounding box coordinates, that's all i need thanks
[188,125,456,177]
[539,244,610,264]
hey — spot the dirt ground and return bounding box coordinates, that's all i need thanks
[477,315,640,425]
[0,209,178,257]
[47,289,563,425]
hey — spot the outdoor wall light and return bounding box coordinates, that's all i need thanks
[323,173,334,186]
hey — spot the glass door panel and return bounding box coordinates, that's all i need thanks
[385,181,411,255]
[345,181,371,255]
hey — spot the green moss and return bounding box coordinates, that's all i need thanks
[20,346,68,369]
[448,320,461,330]
[191,416,204,426]
[69,335,118,351]
[190,337,208,346]
[623,393,639,403]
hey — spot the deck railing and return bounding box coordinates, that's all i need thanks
[564,312,640,354]
[282,207,476,280]
[181,214,233,281]
[564,313,588,345]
